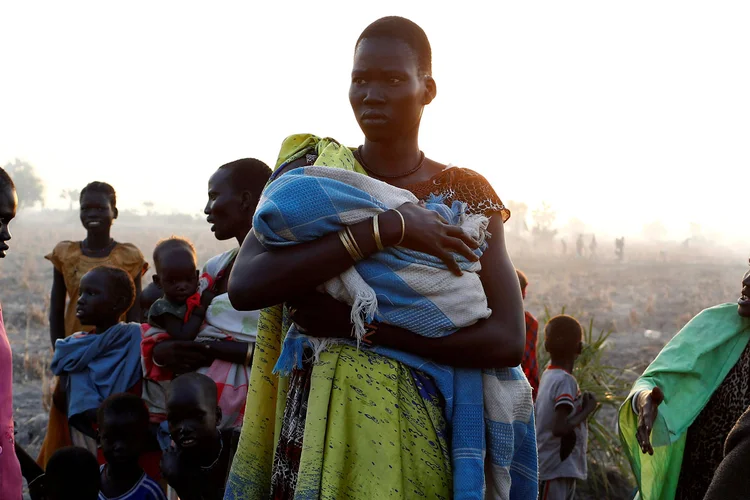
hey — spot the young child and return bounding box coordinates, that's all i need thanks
[148,237,211,341]
[40,181,148,467]
[161,373,233,500]
[535,315,597,499]
[98,393,167,500]
[517,269,540,399]
[50,266,143,454]
[43,446,101,500]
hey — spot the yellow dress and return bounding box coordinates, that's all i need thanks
[36,240,148,467]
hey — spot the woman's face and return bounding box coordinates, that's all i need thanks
[349,37,433,142]
[739,265,750,318]
[205,168,248,242]
[0,185,17,258]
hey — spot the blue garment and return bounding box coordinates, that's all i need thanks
[98,466,167,500]
[51,322,143,418]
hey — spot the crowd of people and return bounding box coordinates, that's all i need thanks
[1,14,749,500]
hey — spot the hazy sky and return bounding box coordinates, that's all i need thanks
[1,1,747,243]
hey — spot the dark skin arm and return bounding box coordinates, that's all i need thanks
[153,308,206,341]
[52,375,68,414]
[289,215,526,368]
[16,443,44,500]
[206,341,251,365]
[152,341,214,373]
[126,276,142,323]
[551,392,597,437]
[15,441,44,479]
[49,268,67,348]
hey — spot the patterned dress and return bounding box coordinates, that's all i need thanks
[676,342,750,499]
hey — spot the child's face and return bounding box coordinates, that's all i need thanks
[154,250,198,304]
[100,412,146,467]
[79,191,116,234]
[76,271,122,325]
[167,387,218,456]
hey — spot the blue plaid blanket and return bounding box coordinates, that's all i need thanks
[254,166,492,347]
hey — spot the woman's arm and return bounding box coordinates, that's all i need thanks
[374,217,525,367]
[49,269,67,348]
[152,340,214,373]
[290,216,525,368]
[229,204,479,312]
[206,341,250,366]
[126,276,142,323]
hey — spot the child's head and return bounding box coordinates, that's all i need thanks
[45,446,100,500]
[544,314,584,361]
[205,158,272,241]
[97,393,150,468]
[76,266,136,326]
[167,373,220,458]
[0,167,17,259]
[516,269,528,299]
[140,281,164,322]
[79,181,118,233]
[152,237,199,304]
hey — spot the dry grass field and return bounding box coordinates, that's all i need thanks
[3,214,746,498]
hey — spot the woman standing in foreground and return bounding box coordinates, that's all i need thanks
[0,168,22,498]
[225,17,530,499]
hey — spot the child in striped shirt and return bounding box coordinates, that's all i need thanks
[535,315,597,499]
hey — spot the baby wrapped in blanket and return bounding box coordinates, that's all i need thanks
[254,158,492,370]
[250,136,537,500]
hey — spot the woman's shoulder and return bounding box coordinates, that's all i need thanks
[412,166,510,221]
[45,241,82,268]
[112,242,149,275]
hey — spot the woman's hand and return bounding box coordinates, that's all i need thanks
[153,341,214,373]
[395,202,479,276]
[636,386,664,455]
[200,288,217,310]
[288,293,354,339]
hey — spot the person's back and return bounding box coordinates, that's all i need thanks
[535,315,597,499]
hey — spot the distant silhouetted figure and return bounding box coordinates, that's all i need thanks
[561,239,567,255]
[589,235,597,258]
[576,235,584,257]
[615,237,625,261]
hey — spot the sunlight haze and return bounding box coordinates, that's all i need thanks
[1,1,747,246]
